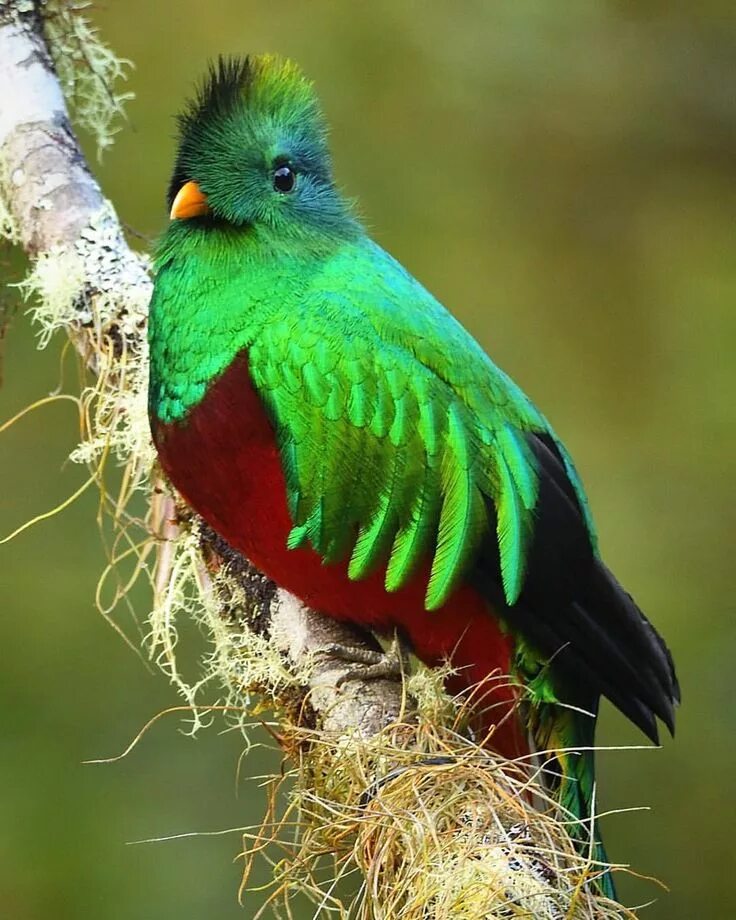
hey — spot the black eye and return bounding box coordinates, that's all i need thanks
[273,164,296,193]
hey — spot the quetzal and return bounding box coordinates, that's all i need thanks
[148,56,679,898]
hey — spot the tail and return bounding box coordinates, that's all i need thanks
[532,701,617,901]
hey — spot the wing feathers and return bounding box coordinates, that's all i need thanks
[385,476,438,592]
[257,324,543,611]
[426,404,487,609]
[495,454,527,606]
[348,440,407,580]
[247,241,677,751]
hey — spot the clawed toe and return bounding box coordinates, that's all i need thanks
[319,634,407,686]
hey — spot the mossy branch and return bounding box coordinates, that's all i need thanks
[0,3,634,916]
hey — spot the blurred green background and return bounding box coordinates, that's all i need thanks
[1,1,735,917]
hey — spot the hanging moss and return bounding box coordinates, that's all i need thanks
[42,0,132,157]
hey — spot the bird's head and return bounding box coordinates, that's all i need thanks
[167,55,355,238]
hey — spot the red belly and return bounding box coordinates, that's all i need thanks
[153,353,526,758]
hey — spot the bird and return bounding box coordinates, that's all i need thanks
[148,55,679,899]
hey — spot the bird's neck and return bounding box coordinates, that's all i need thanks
[148,222,344,424]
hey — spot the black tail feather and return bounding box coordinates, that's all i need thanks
[472,431,679,745]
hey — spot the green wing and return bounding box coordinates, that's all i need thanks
[248,239,591,610]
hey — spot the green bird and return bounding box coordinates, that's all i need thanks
[148,56,679,898]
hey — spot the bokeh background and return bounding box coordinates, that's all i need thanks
[2,2,735,917]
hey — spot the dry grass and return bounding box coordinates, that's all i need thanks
[237,713,635,919]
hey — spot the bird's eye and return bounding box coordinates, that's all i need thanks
[273,164,296,193]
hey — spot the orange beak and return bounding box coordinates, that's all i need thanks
[169,180,211,220]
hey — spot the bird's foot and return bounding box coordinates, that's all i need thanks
[321,633,407,686]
